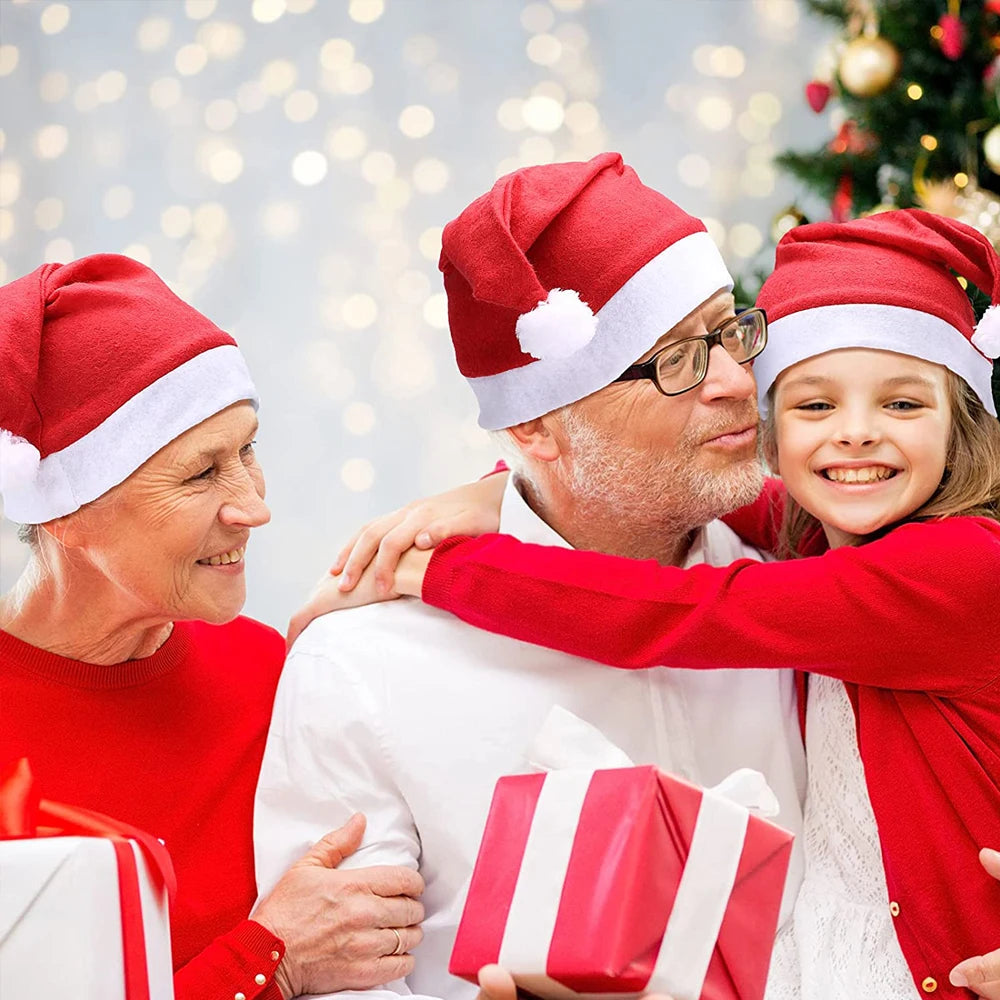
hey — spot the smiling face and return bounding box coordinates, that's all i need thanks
[772,348,952,547]
[67,401,270,625]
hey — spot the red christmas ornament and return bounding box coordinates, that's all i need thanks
[937,13,966,60]
[805,80,832,113]
[987,0,1000,15]
[831,174,854,223]
[985,54,1000,89]
[827,121,878,156]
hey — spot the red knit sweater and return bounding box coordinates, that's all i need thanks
[422,500,1000,999]
[0,616,287,1000]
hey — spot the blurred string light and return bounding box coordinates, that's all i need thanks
[0,45,19,76]
[40,4,71,35]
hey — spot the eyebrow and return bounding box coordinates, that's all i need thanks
[646,303,738,354]
[781,374,939,391]
[185,418,260,467]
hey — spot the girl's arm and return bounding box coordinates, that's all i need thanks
[416,516,1000,696]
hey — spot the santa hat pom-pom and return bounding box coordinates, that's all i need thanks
[515,288,598,361]
[0,430,41,493]
[972,305,1000,359]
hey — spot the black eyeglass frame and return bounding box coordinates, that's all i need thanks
[612,307,768,397]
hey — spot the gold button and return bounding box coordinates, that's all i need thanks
[235,994,246,1000]
[889,901,900,916]
[921,978,937,993]
[255,974,267,986]
[270,950,280,962]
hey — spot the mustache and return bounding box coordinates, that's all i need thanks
[689,405,760,445]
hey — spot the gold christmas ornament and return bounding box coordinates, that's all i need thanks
[770,205,806,243]
[955,182,1000,245]
[838,33,901,97]
[983,124,1000,174]
[915,177,963,216]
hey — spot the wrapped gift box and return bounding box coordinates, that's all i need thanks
[450,764,793,1000]
[0,761,175,1000]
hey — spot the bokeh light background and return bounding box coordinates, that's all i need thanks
[0,0,833,628]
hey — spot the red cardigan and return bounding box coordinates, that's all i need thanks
[0,616,287,1000]
[422,493,1000,998]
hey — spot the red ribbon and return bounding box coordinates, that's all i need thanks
[0,758,177,1000]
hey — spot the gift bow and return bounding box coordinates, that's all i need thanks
[0,758,176,1000]
[510,706,785,1000]
[526,704,781,816]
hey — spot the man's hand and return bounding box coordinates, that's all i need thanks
[252,814,425,1000]
[475,964,674,1000]
[950,848,1000,997]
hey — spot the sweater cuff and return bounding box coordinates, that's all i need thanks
[421,534,471,608]
[220,919,286,999]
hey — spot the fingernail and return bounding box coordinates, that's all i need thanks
[983,847,1000,863]
[338,574,353,591]
[949,968,968,987]
[416,532,431,548]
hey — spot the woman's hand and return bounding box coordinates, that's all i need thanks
[332,470,508,595]
[950,848,1000,997]
[252,814,425,999]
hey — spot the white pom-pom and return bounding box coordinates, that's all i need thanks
[972,304,1000,359]
[515,288,598,361]
[0,430,41,493]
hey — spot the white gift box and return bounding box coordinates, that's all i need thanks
[0,835,174,999]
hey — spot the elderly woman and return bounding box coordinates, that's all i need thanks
[0,255,423,1000]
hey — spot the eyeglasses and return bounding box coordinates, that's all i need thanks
[612,307,768,397]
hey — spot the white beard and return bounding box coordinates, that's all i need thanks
[558,405,765,537]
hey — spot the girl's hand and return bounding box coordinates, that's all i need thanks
[332,469,508,595]
[286,547,434,649]
[949,848,1000,996]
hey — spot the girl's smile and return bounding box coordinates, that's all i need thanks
[772,348,952,549]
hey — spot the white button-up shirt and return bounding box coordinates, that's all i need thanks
[254,480,806,1000]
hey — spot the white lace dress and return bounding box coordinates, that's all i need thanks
[764,675,918,1000]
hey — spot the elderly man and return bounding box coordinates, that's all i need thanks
[253,152,806,999]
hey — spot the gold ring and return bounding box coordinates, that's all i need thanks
[389,927,404,956]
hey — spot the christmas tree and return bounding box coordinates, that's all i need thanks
[764,0,1000,406]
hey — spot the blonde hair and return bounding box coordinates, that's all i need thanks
[762,370,1000,558]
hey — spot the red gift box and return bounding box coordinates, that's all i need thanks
[450,765,793,1000]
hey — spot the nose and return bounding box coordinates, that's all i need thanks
[834,405,879,448]
[220,465,271,528]
[698,343,756,403]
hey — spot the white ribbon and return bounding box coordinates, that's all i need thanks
[647,790,748,1000]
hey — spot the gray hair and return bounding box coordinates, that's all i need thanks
[16,523,39,548]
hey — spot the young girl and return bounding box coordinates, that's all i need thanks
[319,210,1000,998]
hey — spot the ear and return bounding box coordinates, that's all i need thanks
[506,416,563,464]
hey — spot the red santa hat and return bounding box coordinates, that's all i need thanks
[755,208,999,417]
[439,152,734,429]
[0,253,258,524]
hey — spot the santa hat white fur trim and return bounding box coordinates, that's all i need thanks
[0,430,41,493]
[972,305,1000,359]
[515,288,598,361]
[469,230,733,429]
[1,344,257,524]
[756,303,996,418]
